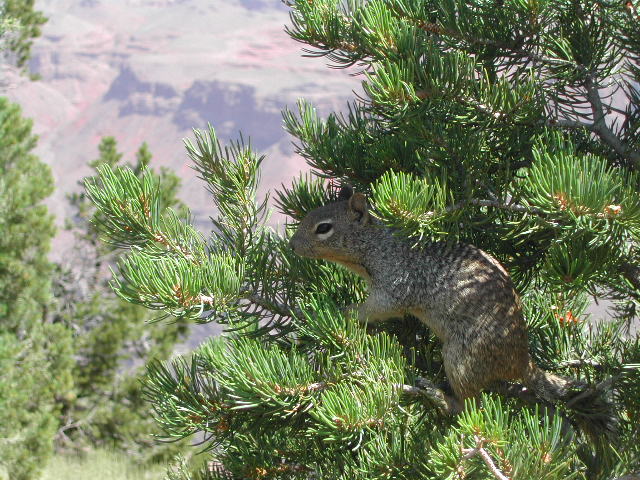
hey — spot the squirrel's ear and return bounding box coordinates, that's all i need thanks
[348,192,369,223]
[337,184,354,201]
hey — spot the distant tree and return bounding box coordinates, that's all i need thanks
[0,5,74,480]
[1,0,47,73]
[53,137,189,463]
[92,136,124,167]
[0,97,73,480]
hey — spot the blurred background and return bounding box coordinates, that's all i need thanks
[8,0,358,242]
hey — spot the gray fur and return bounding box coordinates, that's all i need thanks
[289,190,575,405]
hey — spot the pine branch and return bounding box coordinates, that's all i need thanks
[546,117,593,130]
[460,435,510,480]
[558,358,603,370]
[410,12,640,168]
[200,291,300,320]
[446,198,541,215]
[244,292,300,319]
[86,3,640,476]
[585,74,640,167]
[448,196,635,220]
[416,21,584,72]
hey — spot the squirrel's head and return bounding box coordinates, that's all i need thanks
[289,185,372,265]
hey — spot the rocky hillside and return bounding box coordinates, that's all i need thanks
[7,0,359,247]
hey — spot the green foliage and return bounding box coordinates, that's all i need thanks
[0,327,75,480]
[1,0,47,73]
[87,1,640,479]
[185,127,269,255]
[54,137,190,463]
[371,170,454,240]
[0,97,54,322]
[426,396,581,480]
[91,136,124,168]
[0,97,73,480]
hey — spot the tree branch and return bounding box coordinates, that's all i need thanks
[415,19,640,167]
[200,291,301,320]
[461,435,511,480]
[416,22,583,72]
[546,117,593,130]
[442,198,542,216]
[243,292,301,318]
[584,75,640,167]
[558,358,603,370]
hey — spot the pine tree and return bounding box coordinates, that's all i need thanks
[0,5,76,480]
[86,1,640,479]
[53,137,189,462]
[0,5,73,479]
[0,0,47,74]
[0,96,74,480]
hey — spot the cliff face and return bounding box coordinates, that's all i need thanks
[8,0,358,237]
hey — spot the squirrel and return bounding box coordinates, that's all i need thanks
[289,185,614,436]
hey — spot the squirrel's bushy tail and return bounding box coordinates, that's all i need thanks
[522,361,618,442]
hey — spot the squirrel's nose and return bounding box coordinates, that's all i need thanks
[289,233,303,255]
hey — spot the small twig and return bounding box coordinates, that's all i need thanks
[546,117,593,130]
[200,290,302,319]
[461,435,511,480]
[244,292,302,318]
[477,446,510,480]
[55,406,98,439]
[439,198,542,217]
[461,446,480,460]
[468,198,540,214]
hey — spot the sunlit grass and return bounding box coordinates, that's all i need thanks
[42,449,163,480]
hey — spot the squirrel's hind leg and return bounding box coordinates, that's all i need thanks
[441,338,527,405]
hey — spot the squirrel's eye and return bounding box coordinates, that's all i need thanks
[315,223,333,234]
